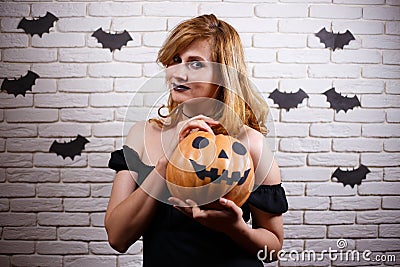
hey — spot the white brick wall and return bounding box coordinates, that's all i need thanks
[0,1,399,267]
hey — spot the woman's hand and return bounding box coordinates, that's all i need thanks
[157,115,219,178]
[161,115,219,160]
[176,115,219,142]
[168,197,247,235]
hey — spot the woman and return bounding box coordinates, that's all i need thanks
[105,14,288,266]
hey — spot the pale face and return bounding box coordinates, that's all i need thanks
[166,39,221,104]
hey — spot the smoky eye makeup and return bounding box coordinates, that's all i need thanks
[166,55,181,68]
[168,54,207,70]
[172,55,182,64]
[188,61,204,70]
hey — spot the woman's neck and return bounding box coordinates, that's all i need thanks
[180,98,222,119]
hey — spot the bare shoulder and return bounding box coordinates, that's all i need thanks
[244,125,264,140]
[241,126,281,186]
[240,125,264,155]
[124,120,149,157]
[263,159,281,185]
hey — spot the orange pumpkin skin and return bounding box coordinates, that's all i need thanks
[166,131,254,207]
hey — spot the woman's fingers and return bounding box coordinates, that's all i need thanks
[185,199,206,219]
[162,116,219,159]
[178,117,219,141]
[168,197,189,207]
[179,121,212,140]
[219,197,243,217]
[168,197,194,216]
[193,115,220,126]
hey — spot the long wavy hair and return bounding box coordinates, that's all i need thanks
[151,14,269,136]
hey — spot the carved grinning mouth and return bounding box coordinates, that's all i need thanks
[189,159,250,186]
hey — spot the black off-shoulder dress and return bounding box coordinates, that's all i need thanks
[108,146,288,267]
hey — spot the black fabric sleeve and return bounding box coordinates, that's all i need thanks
[247,184,288,214]
[243,184,288,218]
[108,149,128,172]
[108,146,155,185]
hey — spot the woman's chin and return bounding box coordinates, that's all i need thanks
[171,92,191,103]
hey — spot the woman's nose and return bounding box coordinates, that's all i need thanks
[170,63,188,82]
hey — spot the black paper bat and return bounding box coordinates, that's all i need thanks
[332,164,370,188]
[268,88,309,111]
[323,88,360,113]
[17,12,59,37]
[315,27,355,51]
[92,28,133,52]
[49,135,89,160]
[1,70,40,97]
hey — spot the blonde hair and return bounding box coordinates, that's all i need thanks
[151,14,269,136]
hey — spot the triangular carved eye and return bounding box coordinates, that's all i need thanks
[192,136,209,149]
[218,149,228,159]
[232,141,246,155]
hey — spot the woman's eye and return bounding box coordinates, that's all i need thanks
[189,61,203,70]
[172,55,182,64]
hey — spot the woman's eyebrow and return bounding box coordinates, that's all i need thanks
[186,56,207,61]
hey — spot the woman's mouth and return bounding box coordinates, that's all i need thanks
[172,83,190,92]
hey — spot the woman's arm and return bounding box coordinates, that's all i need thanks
[223,160,284,260]
[104,121,168,253]
[105,117,218,253]
[104,160,168,253]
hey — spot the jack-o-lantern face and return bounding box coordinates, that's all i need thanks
[166,131,254,207]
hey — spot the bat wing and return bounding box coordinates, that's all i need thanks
[36,12,59,37]
[341,94,361,113]
[92,28,132,52]
[323,88,360,113]
[1,70,40,97]
[17,18,30,33]
[49,135,89,160]
[297,89,309,103]
[92,28,105,41]
[323,88,341,110]
[268,89,290,110]
[332,165,370,188]
[49,141,66,158]
[315,27,335,50]
[268,89,283,104]
[114,30,133,50]
[335,30,355,50]
[17,12,58,37]
[357,165,371,180]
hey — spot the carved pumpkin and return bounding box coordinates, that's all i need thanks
[166,131,254,207]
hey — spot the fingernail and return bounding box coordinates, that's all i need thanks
[220,198,227,205]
